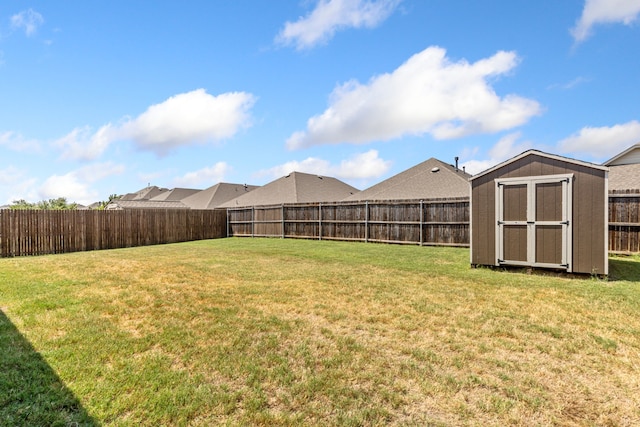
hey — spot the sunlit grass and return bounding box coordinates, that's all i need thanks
[1,238,639,425]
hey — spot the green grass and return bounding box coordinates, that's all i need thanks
[1,238,639,426]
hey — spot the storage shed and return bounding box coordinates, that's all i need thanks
[470,150,609,275]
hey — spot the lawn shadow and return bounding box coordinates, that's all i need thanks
[608,256,640,282]
[0,309,98,426]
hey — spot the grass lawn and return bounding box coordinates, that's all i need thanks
[1,238,639,426]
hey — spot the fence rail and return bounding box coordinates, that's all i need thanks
[227,198,470,247]
[609,190,640,253]
[0,209,227,258]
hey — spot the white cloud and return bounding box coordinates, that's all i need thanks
[0,166,24,186]
[547,76,590,90]
[11,9,44,37]
[38,162,125,205]
[54,124,115,161]
[0,131,42,152]
[557,120,640,159]
[52,89,256,160]
[173,162,232,187]
[122,89,256,154]
[276,0,400,50]
[257,149,391,180]
[572,0,640,42]
[286,47,541,150]
[461,132,534,175]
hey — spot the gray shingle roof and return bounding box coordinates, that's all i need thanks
[150,188,201,201]
[105,200,188,210]
[120,186,170,201]
[181,183,259,209]
[608,164,640,191]
[220,172,359,208]
[343,158,471,201]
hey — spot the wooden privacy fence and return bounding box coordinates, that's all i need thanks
[1,193,637,258]
[0,209,227,257]
[609,190,640,253]
[227,198,470,247]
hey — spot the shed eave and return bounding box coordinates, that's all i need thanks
[469,149,609,182]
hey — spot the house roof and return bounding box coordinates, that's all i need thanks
[343,157,471,201]
[105,200,188,210]
[149,187,201,201]
[603,143,640,166]
[119,185,170,201]
[470,149,608,181]
[181,183,259,209]
[220,172,359,208]
[608,163,640,191]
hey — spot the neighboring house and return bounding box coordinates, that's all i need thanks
[181,183,259,210]
[119,185,170,201]
[220,172,359,208]
[106,200,189,210]
[342,157,471,202]
[149,188,201,201]
[603,143,640,192]
[106,186,202,210]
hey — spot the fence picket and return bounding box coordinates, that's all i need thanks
[0,209,227,258]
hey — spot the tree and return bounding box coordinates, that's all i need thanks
[10,197,78,210]
[96,194,121,210]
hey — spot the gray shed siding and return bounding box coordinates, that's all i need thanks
[471,153,607,275]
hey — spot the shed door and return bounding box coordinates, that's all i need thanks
[495,174,573,272]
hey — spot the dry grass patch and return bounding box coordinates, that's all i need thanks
[1,238,639,426]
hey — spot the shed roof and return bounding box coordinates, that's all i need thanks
[343,157,471,201]
[608,163,640,191]
[181,183,259,209]
[470,149,608,181]
[603,143,640,166]
[220,172,358,208]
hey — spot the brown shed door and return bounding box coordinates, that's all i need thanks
[495,174,573,272]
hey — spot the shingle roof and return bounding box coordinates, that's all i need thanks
[119,186,170,201]
[343,158,471,202]
[608,164,640,191]
[150,188,201,201]
[105,200,188,210]
[181,183,259,209]
[220,172,359,208]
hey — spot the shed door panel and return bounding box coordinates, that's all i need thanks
[496,175,573,271]
[504,225,527,262]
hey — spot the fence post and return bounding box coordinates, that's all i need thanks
[282,204,285,239]
[226,209,230,237]
[319,203,322,241]
[365,201,369,243]
[251,207,255,238]
[420,200,424,246]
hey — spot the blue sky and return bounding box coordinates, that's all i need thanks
[1,0,639,205]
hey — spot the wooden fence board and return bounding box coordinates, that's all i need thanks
[609,190,640,253]
[0,209,227,258]
[228,198,471,247]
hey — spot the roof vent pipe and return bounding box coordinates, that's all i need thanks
[455,157,459,171]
